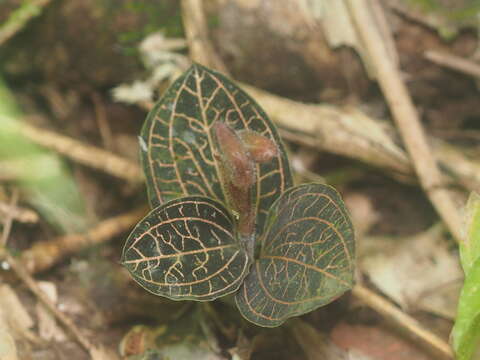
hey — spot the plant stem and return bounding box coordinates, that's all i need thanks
[347,0,463,242]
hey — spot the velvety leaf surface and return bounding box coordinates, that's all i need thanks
[140,63,292,232]
[235,183,355,327]
[122,196,250,301]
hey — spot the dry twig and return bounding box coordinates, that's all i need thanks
[19,121,143,183]
[347,0,463,241]
[425,50,480,79]
[352,285,454,359]
[21,206,146,274]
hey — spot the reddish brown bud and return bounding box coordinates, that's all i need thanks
[213,122,255,189]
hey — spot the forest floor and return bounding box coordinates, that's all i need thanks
[1,1,480,359]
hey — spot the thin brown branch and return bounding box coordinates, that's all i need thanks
[425,50,480,79]
[181,0,229,74]
[352,284,454,359]
[21,206,146,274]
[347,0,463,242]
[19,121,143,183]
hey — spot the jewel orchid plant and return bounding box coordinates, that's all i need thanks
[121,64,355,327]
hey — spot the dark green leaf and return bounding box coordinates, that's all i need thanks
[235,183,355,327]
[122,196,250,301]
[140,63,293,233]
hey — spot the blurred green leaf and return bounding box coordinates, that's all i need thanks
[452,259,480,360]
[460,192,480,273]
[0,76,86,233]
[452,192,480,359]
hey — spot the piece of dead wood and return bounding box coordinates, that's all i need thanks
[19,121,143,183]
[425,50,480,79]
[352,284,454,359]
[347,0,463,242]
[20,206,146,274]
